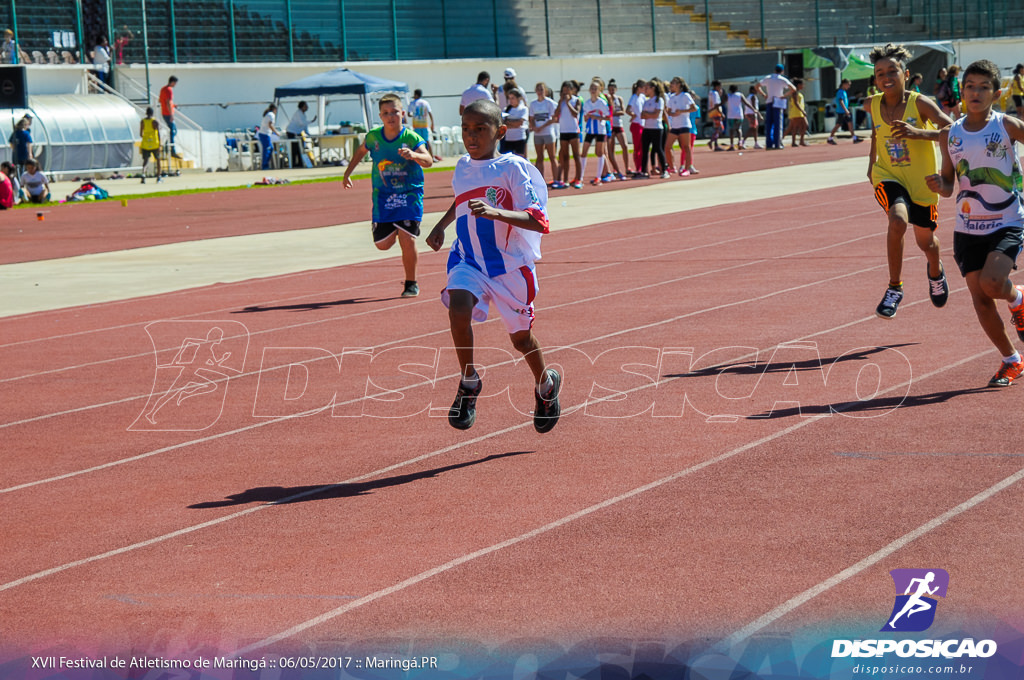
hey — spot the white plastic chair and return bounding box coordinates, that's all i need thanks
[451,127,464,154]
[438,126,454,156]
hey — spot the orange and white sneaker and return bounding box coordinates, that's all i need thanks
[1009,285,1024,342]
[988,359,1024,387]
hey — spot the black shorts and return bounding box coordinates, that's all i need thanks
[669,127,691,136]
[874,181,938,230]
[584,133,606,143]
[611,126,624,135]
[372,220,421,243]
[953,227,1023,276]
[499,139,528,155]
[1014,95,1024,109]
[559,132,579,142]
[836,112,852,127]
[141,148,160,162]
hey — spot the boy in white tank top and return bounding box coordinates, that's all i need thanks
[927,59,1024,386]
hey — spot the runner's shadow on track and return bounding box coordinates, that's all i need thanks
[748,386,991,419]
[233,298,385,313]
[187,450,532,508]
[668,343,919,378]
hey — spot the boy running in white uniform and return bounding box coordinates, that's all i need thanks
[927,59,1024,386]
[427,100,562,432]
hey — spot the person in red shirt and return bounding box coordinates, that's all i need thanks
[0,166,14,210]
[159,76,181,158]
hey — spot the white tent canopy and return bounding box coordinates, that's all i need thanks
[273,67,409,132]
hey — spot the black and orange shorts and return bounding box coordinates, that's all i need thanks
[874,181,938,231]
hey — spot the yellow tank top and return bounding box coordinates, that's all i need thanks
[787,92,805,119]
[1012,75,1024,96]
[870,91,938,206]
[140,117,160,151]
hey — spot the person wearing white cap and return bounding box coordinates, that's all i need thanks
[497,68,519,109]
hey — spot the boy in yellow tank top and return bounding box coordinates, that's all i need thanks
[139,106,163,184]
[867,43,954,319]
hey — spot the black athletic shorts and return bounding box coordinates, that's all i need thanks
[559,132,579,142]
[874,181,938,230]
[499,139,528,155]
[584,132,606,143]
[372,220,421,243]
[953,226,1023,276]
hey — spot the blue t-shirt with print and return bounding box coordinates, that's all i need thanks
[834,88,849,114]
[362,126,426,223]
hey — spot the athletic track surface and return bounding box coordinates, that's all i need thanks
[1,142,1022,673]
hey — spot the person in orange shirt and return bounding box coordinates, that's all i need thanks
[159,76,182,158]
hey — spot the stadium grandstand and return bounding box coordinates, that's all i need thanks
[2,0,1022,175]
[4,0,1023,64]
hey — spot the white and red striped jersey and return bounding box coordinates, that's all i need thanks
[448,154,549,277]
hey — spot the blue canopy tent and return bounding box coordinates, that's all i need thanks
[273,67,409,133]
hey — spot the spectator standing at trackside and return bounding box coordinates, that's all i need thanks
[409,90,441,161]
[664,76,697,176]
[9,114,33,176]
[285,101,315,168]
[706,80,725,152]
[742,86,763,149]
[605,79,629,180]
[1011,64,1024,119]
[139,106,163,183]
[460,71,494,115]
[784,78,809,147]
[2,161,22,204]
[159,76,182,158]
[827,79,864,145]
[627,79,646,173]
[496,68,519,109]
[530,82,559,184]
[2,28,28,64]
[500,87,530,159]
[91,35,112,86]
[756,64,796,150]
[0,162,15,209]
[554,80,582,189]
[114,26,134,64]
[257,103,280,170]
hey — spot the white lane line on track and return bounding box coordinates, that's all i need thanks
[718,462,1024,651]
[0,211,880,436]
[0,290,990,599]
[230,349,995,655]
[0,203,873,383]
[3,194,861,345]
[0,234,890,493]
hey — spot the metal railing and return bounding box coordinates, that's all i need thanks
[88,71,205,165]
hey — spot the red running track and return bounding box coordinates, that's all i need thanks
[1,151,1022,663]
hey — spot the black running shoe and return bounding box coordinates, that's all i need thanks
[533,369,562,434]
[448,378,482,430]
[875,286,904,319]
[402,280,419,298]
[928,264,949,308]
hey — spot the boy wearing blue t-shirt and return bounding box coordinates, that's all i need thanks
[828,79,864,145]
[343,93,434,297]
